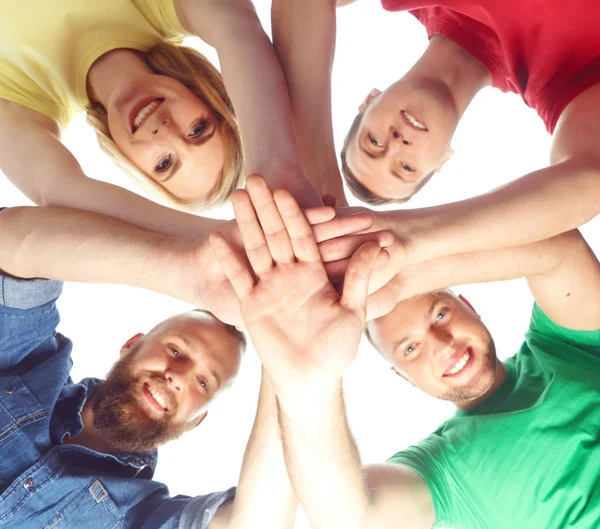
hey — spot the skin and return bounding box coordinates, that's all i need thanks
[367,291,506,410]
[88,49,225,203]
[345,82,456,200]
[68,311,243,454]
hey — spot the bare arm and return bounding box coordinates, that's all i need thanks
[0,100,223,239]
[208,371,297,529]
[366,230,600,328]
[271,0,348,205]
[277,388,434,529]
[174,0,321,207]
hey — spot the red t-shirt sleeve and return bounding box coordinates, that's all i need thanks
[408,7,511,93]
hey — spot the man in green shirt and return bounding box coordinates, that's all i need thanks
[213,175,600,529]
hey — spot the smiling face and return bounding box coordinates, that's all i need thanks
[367,292,498,404]
[344,79,458,201]
[106,74,226,203]
[92,311,243,453]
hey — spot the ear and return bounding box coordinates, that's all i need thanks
[458,294,479,315]
[434,146,454,173]
[120,333,144,357]
[359,88,382,113]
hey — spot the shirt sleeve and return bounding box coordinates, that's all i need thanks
[132,0,190,42]
[178,487,236,529]
[526,303,600,370]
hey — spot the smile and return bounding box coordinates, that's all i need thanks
[443,348,472,376]
[142,382,168,413]
[130,98,164,133]
[401,110,428,131]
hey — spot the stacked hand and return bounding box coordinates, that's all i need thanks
[208,175,385,394]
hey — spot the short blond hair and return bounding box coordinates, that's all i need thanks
[87,41,244,210]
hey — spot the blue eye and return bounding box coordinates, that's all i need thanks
[437,309,448,321]
[405,344,416,356]
[169,346,181,358]
[198,378,208,390]
[155,154,172,173]
[368,134,383,148]
[189,120,208,138]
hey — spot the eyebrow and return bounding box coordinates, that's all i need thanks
[392,301,438,353]
[159,126,217,183]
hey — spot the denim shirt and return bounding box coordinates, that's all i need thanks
[0,266,234,529]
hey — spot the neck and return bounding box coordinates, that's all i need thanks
[87,48,151,107]
[455,360,507,411]
[63,397,120,455]
[405,34,491,121]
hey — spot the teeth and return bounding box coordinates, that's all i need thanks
[402,110,427,130]
[133,101,159,129]
[447,351,470,375]
[148,385,167,410]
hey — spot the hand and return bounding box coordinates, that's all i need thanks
[209,175,384,393]
[319,206,410,293]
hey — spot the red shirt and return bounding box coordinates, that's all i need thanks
[381,0,600,133]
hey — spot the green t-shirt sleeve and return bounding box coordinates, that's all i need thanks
[526,303,600,370]
[133,0,190,42]
[387,436,452,528]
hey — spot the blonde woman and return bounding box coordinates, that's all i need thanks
[0,0,320,232]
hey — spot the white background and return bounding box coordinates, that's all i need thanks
[1,1,598,527]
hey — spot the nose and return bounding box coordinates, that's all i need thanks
[429,328,455,358]
[390,126,411,146]
[152,118,171,136]
[164,363,190,393]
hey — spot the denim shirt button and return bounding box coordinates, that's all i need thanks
[131,457,143,467]
[4,385,16,395]
[23,478,35,490]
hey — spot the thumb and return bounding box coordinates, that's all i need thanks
[365,278,403,321]
[340,242,382,316]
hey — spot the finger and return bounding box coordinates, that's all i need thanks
[325,249,390,283]
[209,232,255,299]
[319,231,394,262]
[311,212,374,243]
[231,189,274,276]
[322,194,337,208]
[273,188,321,262]
[245,175,295,264]
[303,205,336,225]
[340,242,382,316]
[365,280,403,321]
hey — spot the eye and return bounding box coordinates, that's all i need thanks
[189,120,208,138]
[402,163,415,173]
[155,154,172,173]
[168,345,182,358]
[198,378,208,391]
[368,133,383,148]
[405,343,416,356]
[436,309,448,321]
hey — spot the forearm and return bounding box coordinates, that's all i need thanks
[181,0,319,205]
[400,157,600,263]
[40,176,222,240]
[399,231,575,299]
[277,385,370,529]
[0,206,192,302]
[271,0,348,205]
[228,371,296,529]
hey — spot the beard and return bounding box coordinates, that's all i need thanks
[439,335,498,403]
[91,349,187,454]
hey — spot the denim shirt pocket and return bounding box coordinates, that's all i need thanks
[0,376,46,443]
[40,479,123,529]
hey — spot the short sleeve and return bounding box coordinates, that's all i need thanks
[526,303,600,370]
[178,487,236,529]
[133,0,190,42]
[387,439,451,528]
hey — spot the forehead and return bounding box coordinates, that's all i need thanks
[370,293,472,355]
[150,313,233,349]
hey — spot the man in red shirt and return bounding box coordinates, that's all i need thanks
[272,0,600,307]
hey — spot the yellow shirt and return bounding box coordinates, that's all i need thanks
[0,0,188,129]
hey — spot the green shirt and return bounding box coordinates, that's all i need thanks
[388,304,600,529]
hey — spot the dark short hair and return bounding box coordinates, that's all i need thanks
[340,110,435,205]
[193,309,247,352]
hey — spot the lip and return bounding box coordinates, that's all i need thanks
[142,382,167,414]
[129,97,164,134]
[400,110,428,132]
[442,346,474,377]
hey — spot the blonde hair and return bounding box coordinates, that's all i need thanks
[87,41,244,210]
